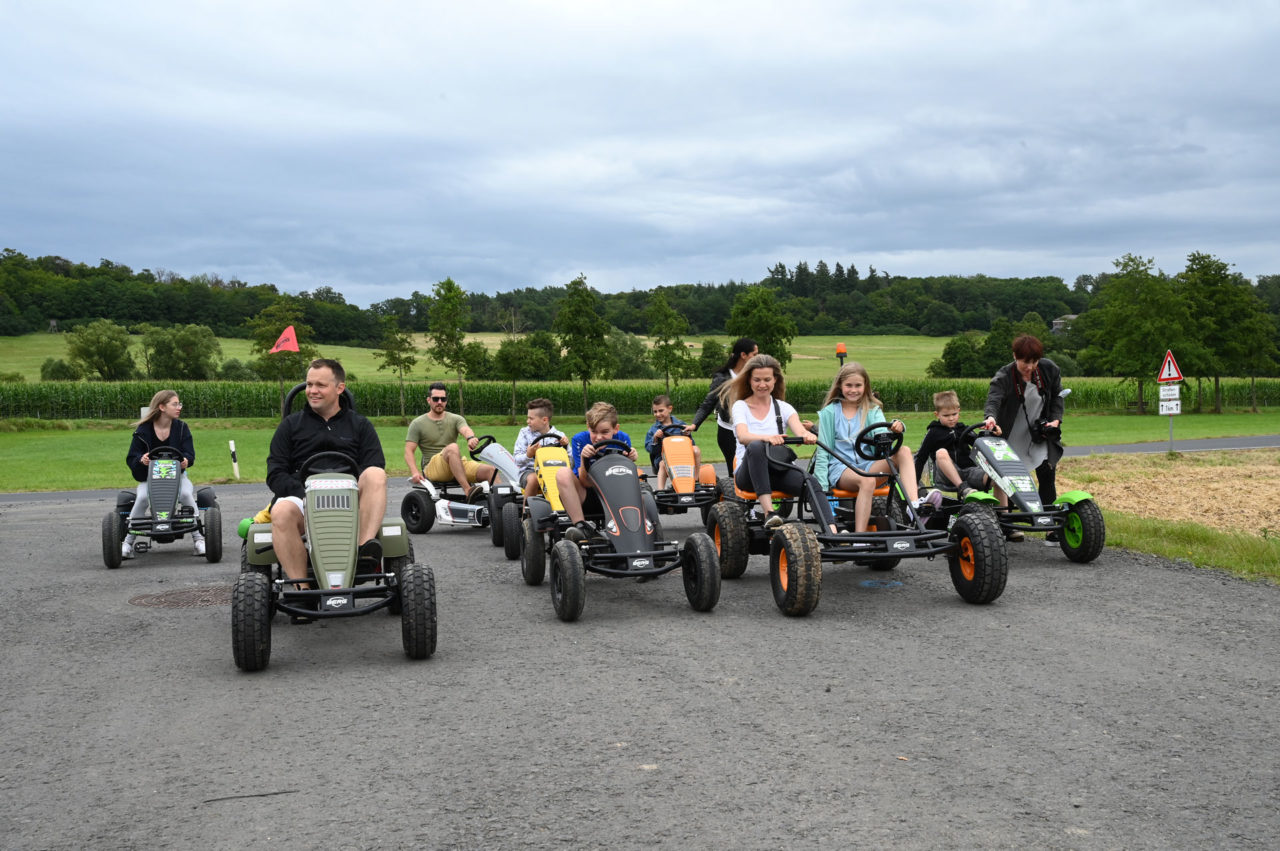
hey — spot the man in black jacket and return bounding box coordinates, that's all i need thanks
[267,358,387,583]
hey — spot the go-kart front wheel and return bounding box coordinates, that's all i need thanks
[769,523,822,617]
[102,512,124,569]
[502,501,522,560]
[681,532,721,612]
[947,510,1007,604]
[1060,499,1105,563]
[401,489,434,534]
[707,502,749,579]
[231,571,272,672]
[399,563,437,660]
[520,517,546,585]
[549,540,586,622]
[203,505,223,563]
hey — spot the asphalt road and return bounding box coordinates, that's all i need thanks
[1,477,1278,849]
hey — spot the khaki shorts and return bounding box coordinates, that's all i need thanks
[424,452,481,484]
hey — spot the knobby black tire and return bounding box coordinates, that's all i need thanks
[521,517,546,586]
[502,502,522,560]
[489,494,505,547]
[1060,499,1106,563]
[948,510,1008,604]
[769,523,822,617]
[401,490,434,534]
[707,502,749,579]
[399,563,437,660]
[204,506,223,563]
[682,532,722,612]
[231,571,272,671]
[102,513,123,569]
[549,540,586,622]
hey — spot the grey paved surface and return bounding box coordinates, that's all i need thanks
[1065,433,1280,456]
[1,478,1278,849]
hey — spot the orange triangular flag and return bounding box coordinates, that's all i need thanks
[269,325,300,353]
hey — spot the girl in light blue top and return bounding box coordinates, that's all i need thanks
[814,362,926,532]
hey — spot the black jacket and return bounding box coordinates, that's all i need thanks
[984,358,1065,468]
[912,419,972,482]
[127,419,195,483]
[690,369,733,430]
[267,403,385,501]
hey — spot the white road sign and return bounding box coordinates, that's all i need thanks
[1159,385,1180,401]
[1159,400,1181,416]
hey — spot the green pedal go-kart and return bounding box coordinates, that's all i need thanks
[102,446,222,568]
[233,451,434,671]
[951,424,1106,562]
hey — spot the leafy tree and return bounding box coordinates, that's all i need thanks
[139,323,222,380]
[494,334,554,420]
[247,302,319,397]
[695,339,726,378]
[1175,252,1278,412]
[725,286,797,367]
[927,332,986,378]
[217,358,258,381]
[606,328,658,379]
[41,357,82,380]
[373,319,419,417]
[426,277,471,413]
[1078,254,1198,412]
[460,340,494,380]
[553,276,611,410]
[646,291,693,391]
[66,318,136,381]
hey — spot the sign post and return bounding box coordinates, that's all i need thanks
[1155,350,1183,452]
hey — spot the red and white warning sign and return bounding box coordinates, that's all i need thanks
[1157,350,1183,383]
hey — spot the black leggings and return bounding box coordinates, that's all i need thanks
[1036,461,1057,505]
[734,441,835,527]
[716,425,737,474]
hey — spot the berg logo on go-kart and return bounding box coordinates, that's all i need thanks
[633,559,650,568]
[603,467,633,477]
[892,540,910,551]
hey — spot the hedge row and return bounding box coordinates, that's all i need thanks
[4,377,1278,420]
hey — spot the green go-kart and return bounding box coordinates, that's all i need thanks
[102,446,222,568]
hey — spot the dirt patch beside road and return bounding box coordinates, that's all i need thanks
[1057,448,1280,536]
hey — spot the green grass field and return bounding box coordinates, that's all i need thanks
[0,331,945,383]
[2,409,1274,492]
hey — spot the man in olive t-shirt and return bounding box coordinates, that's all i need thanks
[404,382,495,500]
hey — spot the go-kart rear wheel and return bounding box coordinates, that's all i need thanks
[203,506,223,563]
[707,502,749,579]
[102,512,124,569]
[231,571,272,672]
[520,517,546,585]
[769,523,822,617]
[948,510,1007,604]
[489,493,505,547]
[384,539,414,615]
[401,489,434,534]
[502,501,522,560]
[1060,499,1105,563]
[399,563,437,659]
[549,540,586,622]
[681,532,721,612]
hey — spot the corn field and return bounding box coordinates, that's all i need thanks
[2,377,1277,420]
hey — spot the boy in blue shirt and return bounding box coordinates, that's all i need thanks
[561,402,636,541]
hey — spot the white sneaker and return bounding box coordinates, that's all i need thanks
[193,538,206,556]
[121,540,135,559]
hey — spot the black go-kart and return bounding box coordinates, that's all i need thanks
[938,424,1106,562]
[102,446,222,568]
[526,438,721,622]
[707,426,1007,617]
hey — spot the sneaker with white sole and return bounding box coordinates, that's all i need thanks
[764,513,785,530]
[121,540,136,559]
[192,538,206,556]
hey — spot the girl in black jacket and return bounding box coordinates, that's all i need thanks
[122,389,203,558]
[685,337,757,472]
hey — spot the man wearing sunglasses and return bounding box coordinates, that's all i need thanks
[404,381,496,501]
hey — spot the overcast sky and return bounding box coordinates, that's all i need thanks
[3,1,1277,306]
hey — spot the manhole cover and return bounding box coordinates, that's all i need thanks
[129,586,233,608]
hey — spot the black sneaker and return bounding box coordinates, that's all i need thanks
[289,594,317,624]
[1004,528,1025,542]
[573,520,604,544]
[357,539,383,574]
[563,525,586,544]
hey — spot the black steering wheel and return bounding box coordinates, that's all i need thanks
[590,438,633,458]
[958,423,997,449]
[853,422,903,462]
[148,446,184,461]
[298,451,359,480]
[470,434,496,458]
[653,423,691,446]
[537,434,567,448]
